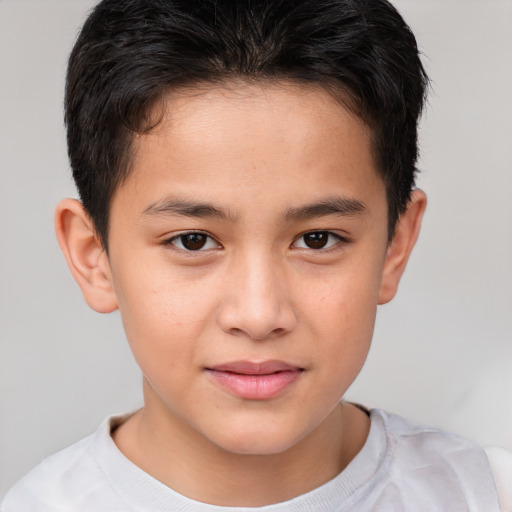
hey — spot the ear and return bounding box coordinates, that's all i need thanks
[378,189,427,305]
[55,199,118,313]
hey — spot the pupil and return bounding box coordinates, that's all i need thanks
[304,232,328,249]
[182,233,207,250]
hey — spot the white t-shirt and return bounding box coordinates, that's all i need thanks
[2,408,511,511]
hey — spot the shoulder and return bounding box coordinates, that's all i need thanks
[0,418,126,512]
[1,435,96,512]
[374,407,496,458]
[369,408,504,510]
[486,446,512,512]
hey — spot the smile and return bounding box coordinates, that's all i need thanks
[205,361,304,400]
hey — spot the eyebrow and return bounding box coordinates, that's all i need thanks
[284,196,367,221]
[142,195,367,222]
[142,197,235,221]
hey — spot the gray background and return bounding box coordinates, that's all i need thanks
[1,0,511,499]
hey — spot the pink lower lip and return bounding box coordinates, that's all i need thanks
[206,369,303,400]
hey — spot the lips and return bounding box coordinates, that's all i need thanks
[205,360,304,400]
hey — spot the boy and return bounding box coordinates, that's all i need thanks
[1,0,510,510]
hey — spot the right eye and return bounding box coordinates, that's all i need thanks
[165,232,220,251]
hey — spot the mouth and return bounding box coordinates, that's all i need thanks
[205,361,305,400]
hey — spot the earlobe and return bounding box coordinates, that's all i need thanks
[55,199,118,313]
[378,189,427,305]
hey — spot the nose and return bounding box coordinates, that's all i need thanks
[217,251,297,341]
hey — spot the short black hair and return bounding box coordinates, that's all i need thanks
[66,0,428,249]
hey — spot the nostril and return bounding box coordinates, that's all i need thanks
[249,327,289,341]
[227,326,287,341]
[217,296,298,340]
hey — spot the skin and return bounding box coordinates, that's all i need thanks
[55,81,426,507]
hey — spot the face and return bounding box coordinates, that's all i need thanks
[106,82,390,455]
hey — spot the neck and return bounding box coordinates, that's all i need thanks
[113,396,369,507]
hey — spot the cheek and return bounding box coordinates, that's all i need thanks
[319,296,376,373]
[112,263,216,369]
[306,258,382,330]
[304,261,382,376]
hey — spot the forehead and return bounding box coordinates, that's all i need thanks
[118,81,384,218]
[139,81,369,159]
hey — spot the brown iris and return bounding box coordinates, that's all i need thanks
[302,231,330,249]
[180,233,208,250]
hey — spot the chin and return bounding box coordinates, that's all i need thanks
[218,438,299,457]
[209,421,306,456]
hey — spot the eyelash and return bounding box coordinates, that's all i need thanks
[293,231,349,252]
[162,230,350,253]
[163,231,220,252]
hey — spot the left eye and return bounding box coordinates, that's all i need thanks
[168,232,220,251]
[293,231,341,250]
